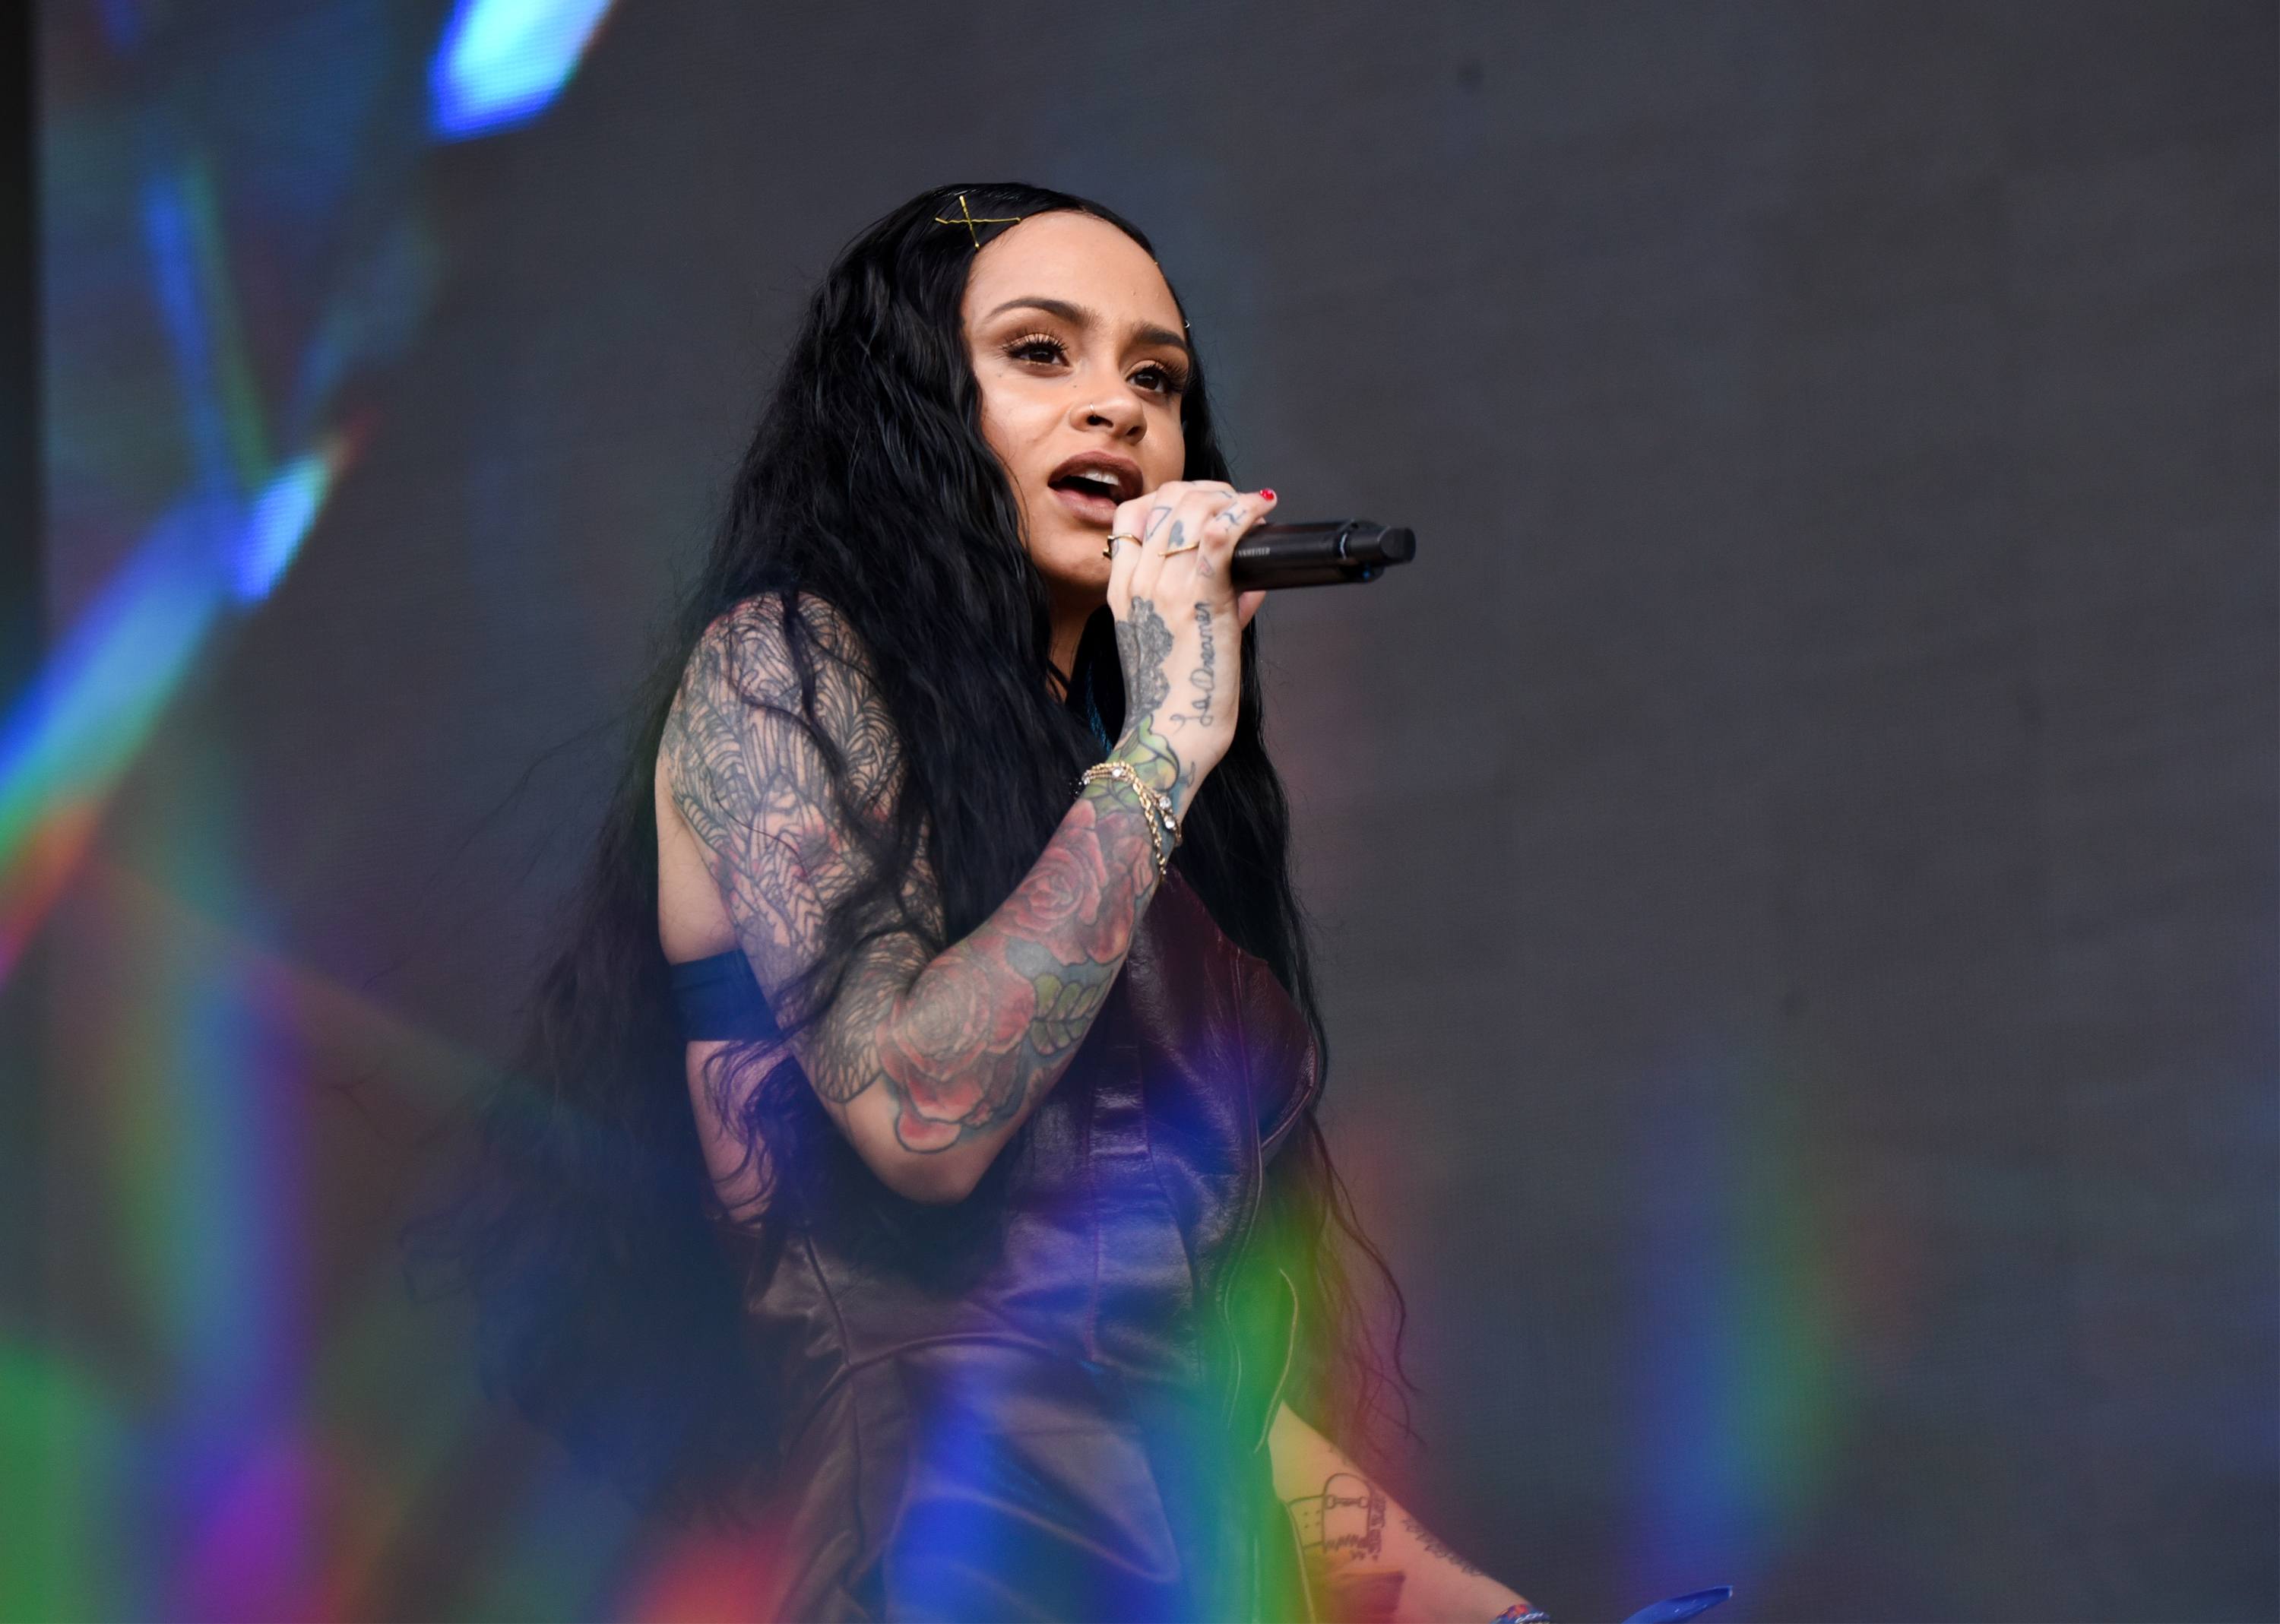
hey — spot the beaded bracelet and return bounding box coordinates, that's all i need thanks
[1075,760,1180,878]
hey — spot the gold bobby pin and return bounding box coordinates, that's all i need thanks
[934,192,1023,246]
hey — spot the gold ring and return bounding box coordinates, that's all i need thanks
[1164,502,1237,554]
[1103,531,1142,559]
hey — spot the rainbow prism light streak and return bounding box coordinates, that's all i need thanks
[0,159,344,983]
[1623,1053,1851,1604]
[9,2,628,1616]
[5,0,623,986]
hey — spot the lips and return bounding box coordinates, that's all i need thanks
[1046,453,1143,518]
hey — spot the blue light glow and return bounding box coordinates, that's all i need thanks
[234,455,332,605]
[429,0,616,140]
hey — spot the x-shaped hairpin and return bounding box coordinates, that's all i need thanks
[934,192,1023,246]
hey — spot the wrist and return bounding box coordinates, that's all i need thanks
[1110,716,1210,821]
[1076,760,1178,878]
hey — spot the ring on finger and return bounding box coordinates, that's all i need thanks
[1168,500,1239,555]
[1103,530,1142,559]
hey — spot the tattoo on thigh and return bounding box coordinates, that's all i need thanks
[1315,1471,1386,1568]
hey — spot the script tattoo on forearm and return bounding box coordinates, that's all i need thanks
[663,597,1162,1154]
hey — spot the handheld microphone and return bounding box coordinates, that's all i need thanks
[1228,521,1417,589]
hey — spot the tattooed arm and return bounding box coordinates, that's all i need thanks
[663,595,1189,1205]
[1271,1405,1537,1624]
[662,475,1271,1202]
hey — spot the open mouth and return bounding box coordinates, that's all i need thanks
[1047,455,1142,513]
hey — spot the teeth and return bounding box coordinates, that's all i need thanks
[1073,470,1116,491]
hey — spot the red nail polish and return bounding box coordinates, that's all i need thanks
[1260,488,1276,501]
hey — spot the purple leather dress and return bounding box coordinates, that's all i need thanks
[730,875,1319,1622]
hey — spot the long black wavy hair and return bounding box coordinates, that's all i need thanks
[429,183,1404,1512]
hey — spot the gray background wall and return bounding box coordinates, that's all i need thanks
[31,2,2276,1619]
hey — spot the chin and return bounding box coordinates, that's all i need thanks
[1043,566,1110,606]
[1031,537,1109,594]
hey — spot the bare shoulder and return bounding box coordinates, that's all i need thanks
[680,594,815,709]
[664,594,901,843]
[685,595,888,754]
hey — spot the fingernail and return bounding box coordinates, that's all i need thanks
[1260,488,1276,501]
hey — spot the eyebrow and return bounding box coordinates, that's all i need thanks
[983,296,1189,357]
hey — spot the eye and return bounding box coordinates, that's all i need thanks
[1003,333,1069,368]
[1128,360,1189,397]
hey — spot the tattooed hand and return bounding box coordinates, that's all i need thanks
[1104,480,1275,818]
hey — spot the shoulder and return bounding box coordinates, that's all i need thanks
[681,593,875,710]
[669,594,901,808]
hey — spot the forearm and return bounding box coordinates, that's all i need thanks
[666,595,1209,1205]
[808,750,1166,1201]
[1269,1405,1534,1624]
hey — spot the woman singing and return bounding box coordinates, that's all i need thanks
[451,183,1541,1622]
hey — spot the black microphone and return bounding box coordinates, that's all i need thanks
[1228,521,1417,589]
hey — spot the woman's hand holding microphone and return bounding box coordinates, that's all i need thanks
[1102,480,1275,825]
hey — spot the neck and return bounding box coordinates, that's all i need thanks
[1047,590,1096,693]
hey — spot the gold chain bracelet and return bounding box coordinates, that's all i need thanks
[1076,761,1181,878]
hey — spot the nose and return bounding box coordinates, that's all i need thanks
[1075,391,1145,441]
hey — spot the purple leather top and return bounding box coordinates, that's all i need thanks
[734,873,1319,1622]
